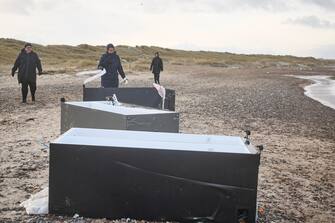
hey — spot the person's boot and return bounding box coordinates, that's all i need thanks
[32,95,35,102]
[22,98,27,103]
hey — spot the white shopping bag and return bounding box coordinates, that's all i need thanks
[153,83,166,110]
[20,187,48,215]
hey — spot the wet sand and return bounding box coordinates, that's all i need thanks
[0,65,334,223]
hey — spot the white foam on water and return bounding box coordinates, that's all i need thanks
[293,75,335,110]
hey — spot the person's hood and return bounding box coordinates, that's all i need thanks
[106,43,114,50]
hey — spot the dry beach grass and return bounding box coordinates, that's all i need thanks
[1,38,334,74]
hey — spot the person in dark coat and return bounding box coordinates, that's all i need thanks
[150,52,163,84]
[98,43,128,88]
[11,43,42,103]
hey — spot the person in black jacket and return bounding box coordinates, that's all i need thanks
[11,43,42,103]
[98,43,128,88]
[150,52,163,84]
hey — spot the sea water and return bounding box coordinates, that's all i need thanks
[294,75,335,110]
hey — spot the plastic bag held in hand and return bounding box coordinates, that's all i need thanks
[153,83,166,109]
[76,69,106,85]
[120,77,128,85]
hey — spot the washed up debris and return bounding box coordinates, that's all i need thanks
[256,206,268,223]
[153,83,166,109]
[36,139,49,150]
[0,118,15,125]
[73,213,80,219]
[105,94,121,106]
[21,187,48,215]
[258,207,265,215]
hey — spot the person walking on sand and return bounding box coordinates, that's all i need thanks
[150,52,163,85]
[98,43,128,88]
[11,43,42,103]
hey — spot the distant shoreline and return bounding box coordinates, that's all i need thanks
[293,75,335,110]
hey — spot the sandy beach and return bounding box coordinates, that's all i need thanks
[0,65,334,223]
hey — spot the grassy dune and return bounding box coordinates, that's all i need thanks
[0,38,334,73]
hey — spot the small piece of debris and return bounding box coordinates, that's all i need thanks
[25,118,36,122]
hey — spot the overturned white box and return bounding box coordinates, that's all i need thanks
[60,100,179,133]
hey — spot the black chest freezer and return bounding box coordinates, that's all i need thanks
[83,86,176,111]
[49,128,260,223]
[60,101,179,133]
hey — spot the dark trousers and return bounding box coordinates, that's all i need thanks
[154,73,160,84]
[101,77,119,88]
[21,81,36,102]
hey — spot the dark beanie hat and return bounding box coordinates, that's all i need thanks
[24,43,32,48]
[106,43,114,50]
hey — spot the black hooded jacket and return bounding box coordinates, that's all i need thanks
[98,52,125,87]
[11,49,42,83]
[150,56,163,74]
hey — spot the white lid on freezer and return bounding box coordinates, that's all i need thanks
[53,128,255,154]
[65,101,175,115]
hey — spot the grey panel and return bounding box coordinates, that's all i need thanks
[60,101,179,133]
[61,103,126,134]
[126,113,179,133]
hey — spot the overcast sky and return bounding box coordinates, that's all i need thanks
[0,0,335,58]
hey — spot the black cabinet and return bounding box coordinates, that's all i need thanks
[49,128,260,223]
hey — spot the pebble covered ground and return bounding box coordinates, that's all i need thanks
[0,65,334,222]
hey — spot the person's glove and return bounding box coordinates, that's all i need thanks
[11,72,14,77]
[38,71,42,75]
